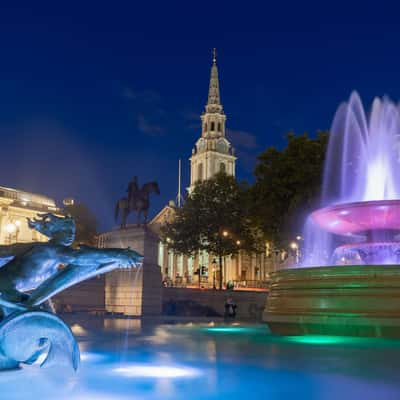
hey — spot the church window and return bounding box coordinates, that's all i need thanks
[204,123,207,132]
[220,162,226,173]
[198,163,203,181]
[211,122,215,131]
[218,122,221,132]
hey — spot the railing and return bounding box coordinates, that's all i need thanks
[232,280,270,289]
[162,277,269,290]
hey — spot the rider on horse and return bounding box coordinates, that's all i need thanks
[115,176,160,228]
[127,176,139,207]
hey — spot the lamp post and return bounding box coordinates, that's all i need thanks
[217,229,230,290]
[295,235,303,263]
[216,229,242,290]
[290,241,299,264]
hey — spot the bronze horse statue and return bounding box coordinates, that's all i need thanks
[115,179,160,228]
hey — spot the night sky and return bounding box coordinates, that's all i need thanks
[1,1,400,231]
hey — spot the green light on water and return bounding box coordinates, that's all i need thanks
[283,335,400,347]
[202,326,263,334]
[284,335,351,345]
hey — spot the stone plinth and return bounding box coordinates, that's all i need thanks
[100,225,162,316]
[263,265,400,337]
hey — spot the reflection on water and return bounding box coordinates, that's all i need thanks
[104,318,142,332]
[2,317,400,399]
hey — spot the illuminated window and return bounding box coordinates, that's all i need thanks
[218,122,221,132]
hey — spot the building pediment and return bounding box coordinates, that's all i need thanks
[149,205,176,235]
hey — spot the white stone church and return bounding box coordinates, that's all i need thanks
[150,51,278,289]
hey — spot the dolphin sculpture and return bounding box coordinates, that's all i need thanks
[0,311,80,371]
[0,213,143,371]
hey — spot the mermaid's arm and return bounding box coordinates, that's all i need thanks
[25,261,116,306]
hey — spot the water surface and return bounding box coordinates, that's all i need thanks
[2,317,400,400]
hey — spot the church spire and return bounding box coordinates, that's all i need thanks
[206,48,222,112]
[189,48,236,194]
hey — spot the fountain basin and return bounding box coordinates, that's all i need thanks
[332,242,400,265]
[263,265,400,337]
[310,199,400,236]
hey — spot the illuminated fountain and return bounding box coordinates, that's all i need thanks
[304,91,400,266]
[264,92,400,337]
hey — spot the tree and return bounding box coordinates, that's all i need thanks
[251,131,328,247]
[162,173,263,289]
[63,203,98,246]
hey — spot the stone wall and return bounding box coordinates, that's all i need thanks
[55,280,267,321]
[162,287,267,321]
[54,276,105,312]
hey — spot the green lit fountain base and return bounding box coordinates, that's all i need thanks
[263,265,400,338]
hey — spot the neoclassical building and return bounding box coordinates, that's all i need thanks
[150,51,275,288]
[0,185,59,244]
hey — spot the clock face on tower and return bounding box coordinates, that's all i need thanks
[216,139,228,153]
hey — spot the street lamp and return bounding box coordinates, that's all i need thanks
[5,223,16,234]
[5,221,20,244]
[290,241,299,264]
[222,230,229,237]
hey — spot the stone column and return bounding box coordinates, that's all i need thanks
[102,225,162,316]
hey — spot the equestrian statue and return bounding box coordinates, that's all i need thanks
[115,176,160,228]
[0,213,143,371]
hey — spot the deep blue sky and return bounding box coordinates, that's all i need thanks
[1,1,400,231]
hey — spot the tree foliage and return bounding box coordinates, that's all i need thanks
[162,173,264,287]
[63,203,98,246]
[251,131,328,246]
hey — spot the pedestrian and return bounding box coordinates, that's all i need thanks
[224,297,237,318]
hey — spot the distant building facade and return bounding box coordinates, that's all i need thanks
[150,51,279,289]
[0,185,59,244]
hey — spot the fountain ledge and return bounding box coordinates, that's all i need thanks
[263,265,400,337]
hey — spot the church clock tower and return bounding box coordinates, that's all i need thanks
[189,49,236,193]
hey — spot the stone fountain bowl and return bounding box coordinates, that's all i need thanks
[263,265,400,337]
[310,199,400,236]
